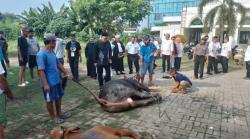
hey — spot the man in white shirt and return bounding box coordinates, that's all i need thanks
[207,36,220,74]
[220,36,231,73]
[53,32,67,89]
[26,29,40,80]
[150,36,160,70]
[54,32,66,64]
[161,33,173,72]
[126,36,140,74]
[245,38,250,79]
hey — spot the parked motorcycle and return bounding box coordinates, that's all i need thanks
[183,42,195,60]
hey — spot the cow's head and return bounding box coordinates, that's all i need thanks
[50,126,80,139]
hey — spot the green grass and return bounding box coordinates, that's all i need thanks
[5,67,93,139]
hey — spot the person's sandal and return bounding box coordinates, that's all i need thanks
[53,117,64,124]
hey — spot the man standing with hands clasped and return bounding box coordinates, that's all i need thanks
[94,32,112,91]
[36,33,73,124]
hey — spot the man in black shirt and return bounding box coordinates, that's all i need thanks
[94,32,112,89]
[17,27,29,87]
[66,34,81,81]
[85,37,97,79]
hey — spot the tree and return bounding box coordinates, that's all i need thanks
[19,2,75,38]
[71,0,151,35]
[198,0,247,35]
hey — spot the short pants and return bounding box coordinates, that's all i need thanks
[42,83,64,102]
[28,55,37,69]
[180,81,192,90]
[139,62,154,76]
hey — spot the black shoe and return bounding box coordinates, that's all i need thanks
[199,77,203,79]
[120,72,125,74]
[207,72,213,75]
[129,71,133,74]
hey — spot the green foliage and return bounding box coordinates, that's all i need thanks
[71,0,151,35]
[0,22,20,40]
[199,0,248,35]
[19,2,74,38]
[0,12,20,23]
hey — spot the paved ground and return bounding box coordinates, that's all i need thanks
[6,57,250,139]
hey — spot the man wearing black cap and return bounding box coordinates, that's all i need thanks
[17,27,29,87]
[27,28,40,80]
[94,32,112,89]
[66,34,81,81]
[139,35,157,86]
[36,33,73,124]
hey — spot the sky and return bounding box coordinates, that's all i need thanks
[0,0,68,15]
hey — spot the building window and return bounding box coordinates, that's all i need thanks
[239,31,250,44]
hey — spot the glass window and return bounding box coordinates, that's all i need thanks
[239,31,250,44]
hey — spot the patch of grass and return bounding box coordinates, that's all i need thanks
[5,66,94,139]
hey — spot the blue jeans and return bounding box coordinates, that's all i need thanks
[139,62,154,76]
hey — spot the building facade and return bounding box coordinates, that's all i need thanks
[149,0,200,27]
[151,0,250,45]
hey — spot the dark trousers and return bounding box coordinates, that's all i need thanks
[194,55,205,78]
[69,57,79,80]
[246,61,250,78]
[221,56,229,73]
[58,58,67,90]
[207,56,218,73]
[97,64,111,86]
[1,60,7,77]
[87,60,97,78]
[128,54,139,73]
[162,55,171,72]
[174,57,182,70]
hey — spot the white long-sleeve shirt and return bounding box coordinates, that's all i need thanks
[161,39,173,55]
[245,45,250,61]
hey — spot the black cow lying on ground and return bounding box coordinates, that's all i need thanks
[92,77,162,112]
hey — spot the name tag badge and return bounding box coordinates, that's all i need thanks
[71,52,75,57]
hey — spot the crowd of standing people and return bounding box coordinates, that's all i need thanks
[1,26,250,139]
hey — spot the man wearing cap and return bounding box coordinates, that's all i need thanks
[66,34,81,81]
[94,32,112,89]
[17,27,29,87]
[26,28,40,80]
[85,37,97,79]
[169,69,192,93]
[36,33,73,124]
[139,35,157,86]
[193,37,209,79]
